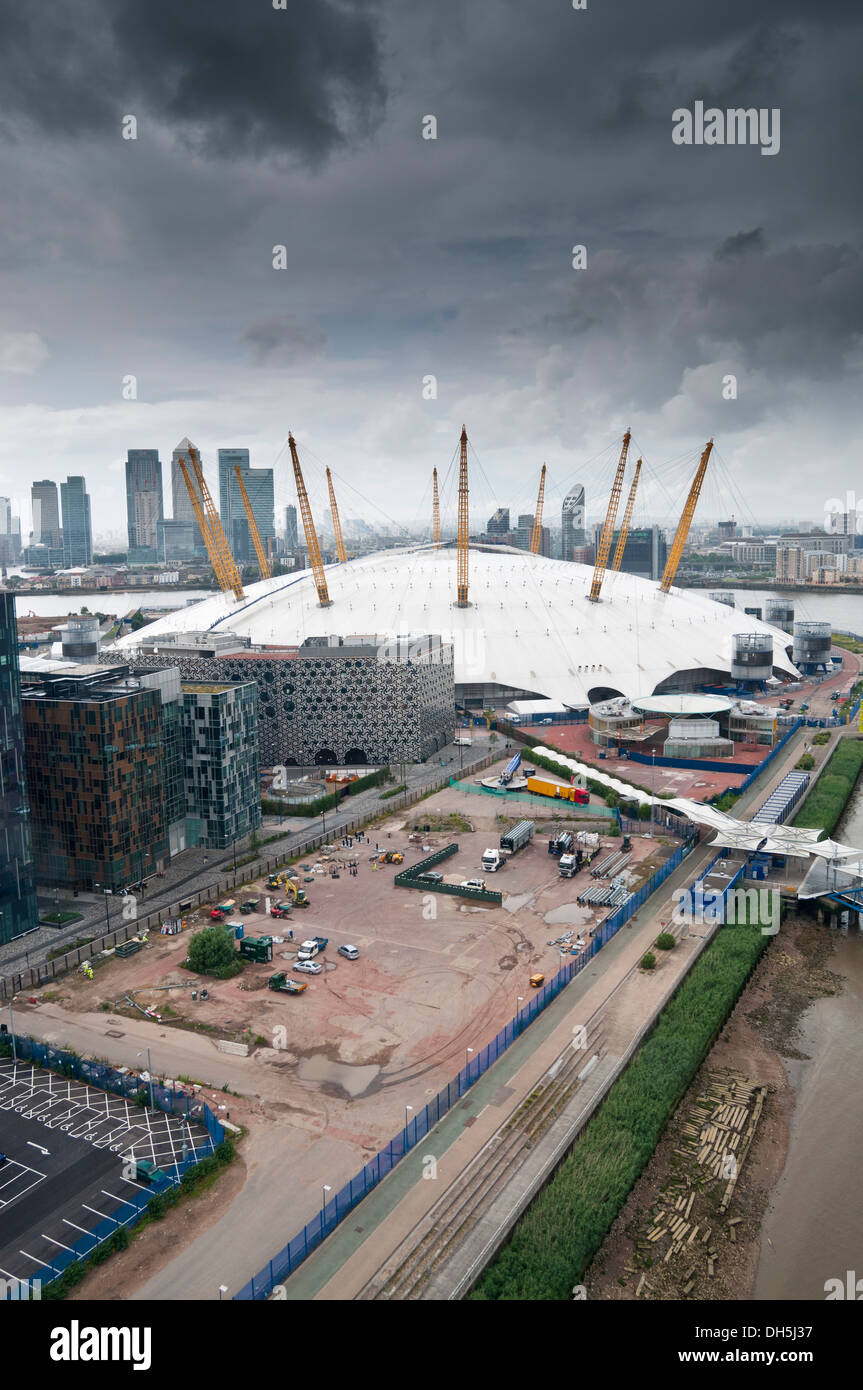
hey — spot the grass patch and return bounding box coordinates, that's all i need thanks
[792,738,863,837]
[46,935,93,959]
[831,633,863,654]
[40,911,83,928]
[471,914,769,1301]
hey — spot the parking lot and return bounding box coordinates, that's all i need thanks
[0,1058,210,1294]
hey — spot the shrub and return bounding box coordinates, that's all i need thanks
[655,933,675,951]
[795,754,815,770]
[812,730,831,746]
[187,924,241,976]
[640,951,657,970]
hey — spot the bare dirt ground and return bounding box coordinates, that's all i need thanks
[19,773,678,1298]
[584,915,841,1301]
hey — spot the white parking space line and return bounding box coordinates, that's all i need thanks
[41,1234,75,1252]
[18,1250,53,1269]
[81,1203,115,1223]
[61,1218,92,1237]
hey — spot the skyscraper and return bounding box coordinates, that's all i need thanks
[31,479,61,548]
[486,507,510,536]
[125,449,164,559]
[218,449,275,566]
[284,504,298,549]
[0,498,21,565]
[561,484,585,560]
[171,437,197,522]
[60,476,92,567]
[170,437,207,554]
[0,589,39,944]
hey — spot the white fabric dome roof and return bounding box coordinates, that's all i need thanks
[113,544,798,705]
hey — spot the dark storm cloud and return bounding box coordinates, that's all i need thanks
[694,236,863,371]
[715,229,767,261]
[0,0,385,162]
[2,0,862,526]
[240,314,328,365]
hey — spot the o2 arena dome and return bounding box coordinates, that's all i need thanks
[113,542,799,709]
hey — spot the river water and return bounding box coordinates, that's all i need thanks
[14,589,211,620]
[754,779,863,1301]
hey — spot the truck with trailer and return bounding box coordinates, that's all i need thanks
[527,776,588,805]
[499,820,535,857]
[481,847,503,872]
[559,853,578,878]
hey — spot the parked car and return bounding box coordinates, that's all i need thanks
[0,1152,7,1167]
[460,878,487,891]
[337,944,359,960]
[453,736,472,746]
[416,870,444,884]
[293,959,323,975]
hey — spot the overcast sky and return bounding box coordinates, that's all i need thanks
[0,0,860,542]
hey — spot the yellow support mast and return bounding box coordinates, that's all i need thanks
[432,467,441,549]
[288,433,331,607]
[588,429,631,602]
[326,467,348,563]
[178,453,243,602]
[188,447,244,601]
[660,439,714,593]
[611,458,642,572]
[456,426,470,606]
[529,463,547,555]
[233,464,271,580]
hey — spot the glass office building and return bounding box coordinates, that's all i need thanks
[181,681,261,849]
[60,475,93,568]
[21,665,168,889]
[0,590,39,944]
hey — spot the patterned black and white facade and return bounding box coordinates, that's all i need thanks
[131,633,454,766]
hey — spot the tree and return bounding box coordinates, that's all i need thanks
[655,933,675,951]
[640,951,657,971]
[187,924,237,975]
[6,575,22,589]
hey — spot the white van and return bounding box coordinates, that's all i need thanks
[453,736,473,746]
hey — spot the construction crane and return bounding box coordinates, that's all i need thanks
[660,439,714,593]
[233,464,271,580]
[179,450,244,602]
[529,464,547,555]
[432,467,441,549]
[326,468,348,563]
[611,458,642,573]
[288,432,331,607]
[588,429,631,602]
[456,426,469,606]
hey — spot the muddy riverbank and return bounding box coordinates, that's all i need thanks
[584,915,842,1300]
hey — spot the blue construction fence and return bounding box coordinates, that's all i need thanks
[234,833,696,1300]
[2,1034,225,1294]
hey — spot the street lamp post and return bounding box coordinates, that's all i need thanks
[321,1183,332,1237]
[136,1048,155,1109]
[94,885,111,932]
